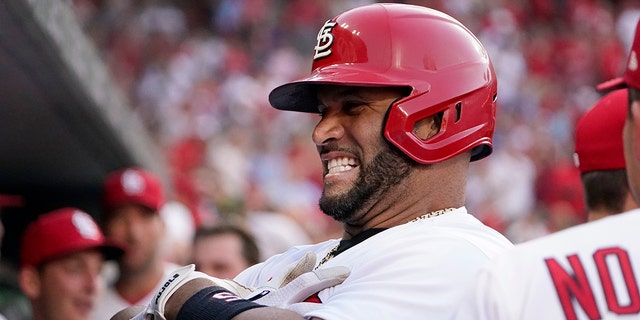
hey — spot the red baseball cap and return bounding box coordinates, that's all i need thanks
[103,167,164,212]
[20,207,124,267]
[574,89,628,173]
[597,20,640,91]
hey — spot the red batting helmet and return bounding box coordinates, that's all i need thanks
[269,3,497,164]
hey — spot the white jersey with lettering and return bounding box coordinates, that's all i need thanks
[235,207,513,319]
[455,209,640,320]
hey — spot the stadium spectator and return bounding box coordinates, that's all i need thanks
[93,167,179,319]
[18,207,123,320]
[191,225,260,279]
[574,88,638,221]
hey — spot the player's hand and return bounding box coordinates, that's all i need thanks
[124,264,254,320]
[120,254,317,320]
[246,252,350,310]
[256,251,318,290]
[121,253,350,319]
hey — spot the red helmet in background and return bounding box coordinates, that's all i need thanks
[269,3,497,164]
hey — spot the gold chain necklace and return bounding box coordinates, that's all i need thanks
[407,207,456,222]
[315,208,456,269]
[316,244,340,269]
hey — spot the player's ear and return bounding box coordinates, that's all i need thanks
[413,112,442,140]
[18,266,41,299]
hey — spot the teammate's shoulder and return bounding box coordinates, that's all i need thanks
[531,208,639,243]
[496,209,640,262]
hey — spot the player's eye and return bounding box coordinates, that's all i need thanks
[343,100,365,115]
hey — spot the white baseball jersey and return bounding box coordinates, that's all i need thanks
[455,209,640,320]
[235,207,513,319]
[91,262,179,320]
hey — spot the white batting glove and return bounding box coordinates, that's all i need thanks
[246,252,350,309]
[127,264,254,320]
[256,251,317,290]
[249,265,349,308]
[127,253,350,319]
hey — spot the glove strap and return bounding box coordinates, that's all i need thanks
[176,286,266,320]
[144,264,213,319]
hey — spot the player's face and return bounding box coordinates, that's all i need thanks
[192,233,251,279]
[30,250,104,320]
[313,85,414,223]
[103,204,164,272]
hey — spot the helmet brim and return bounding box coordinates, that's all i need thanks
[268,65,412,113]
[269,81,319,113]
[596,77,626,92]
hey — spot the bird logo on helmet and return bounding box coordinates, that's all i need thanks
[269,3,497,164]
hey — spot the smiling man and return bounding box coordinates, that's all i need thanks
[114,3,513,320]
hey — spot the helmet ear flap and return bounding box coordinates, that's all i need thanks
[384,92,451,164]
[381,98,444,162]
[384,84,496,165]
[469,92,498,161]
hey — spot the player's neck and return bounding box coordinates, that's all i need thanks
[341,158,466,238]
[342,205,461,239]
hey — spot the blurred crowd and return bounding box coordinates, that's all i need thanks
[70,0,640,246]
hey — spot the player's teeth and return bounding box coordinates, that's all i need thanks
[327,157,357,174]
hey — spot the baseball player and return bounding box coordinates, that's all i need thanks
[454,18,640,320]
[574,88,638,222]
[191,225,261,279]
[93,167,180,319]
[113,3,513,320]
[18,207,123,320]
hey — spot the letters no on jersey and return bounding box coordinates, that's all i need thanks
[455,210,640,320]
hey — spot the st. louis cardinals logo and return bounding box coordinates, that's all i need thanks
[314,20,337,60]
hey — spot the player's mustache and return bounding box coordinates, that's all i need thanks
[317,143,355,157]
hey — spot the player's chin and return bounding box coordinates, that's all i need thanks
[321,179,358,204]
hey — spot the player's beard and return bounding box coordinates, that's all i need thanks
[319,143,415,223]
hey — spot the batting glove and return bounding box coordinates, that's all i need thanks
[127,264,254,320]
[127,253,350,319]
[246,252,350,310]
